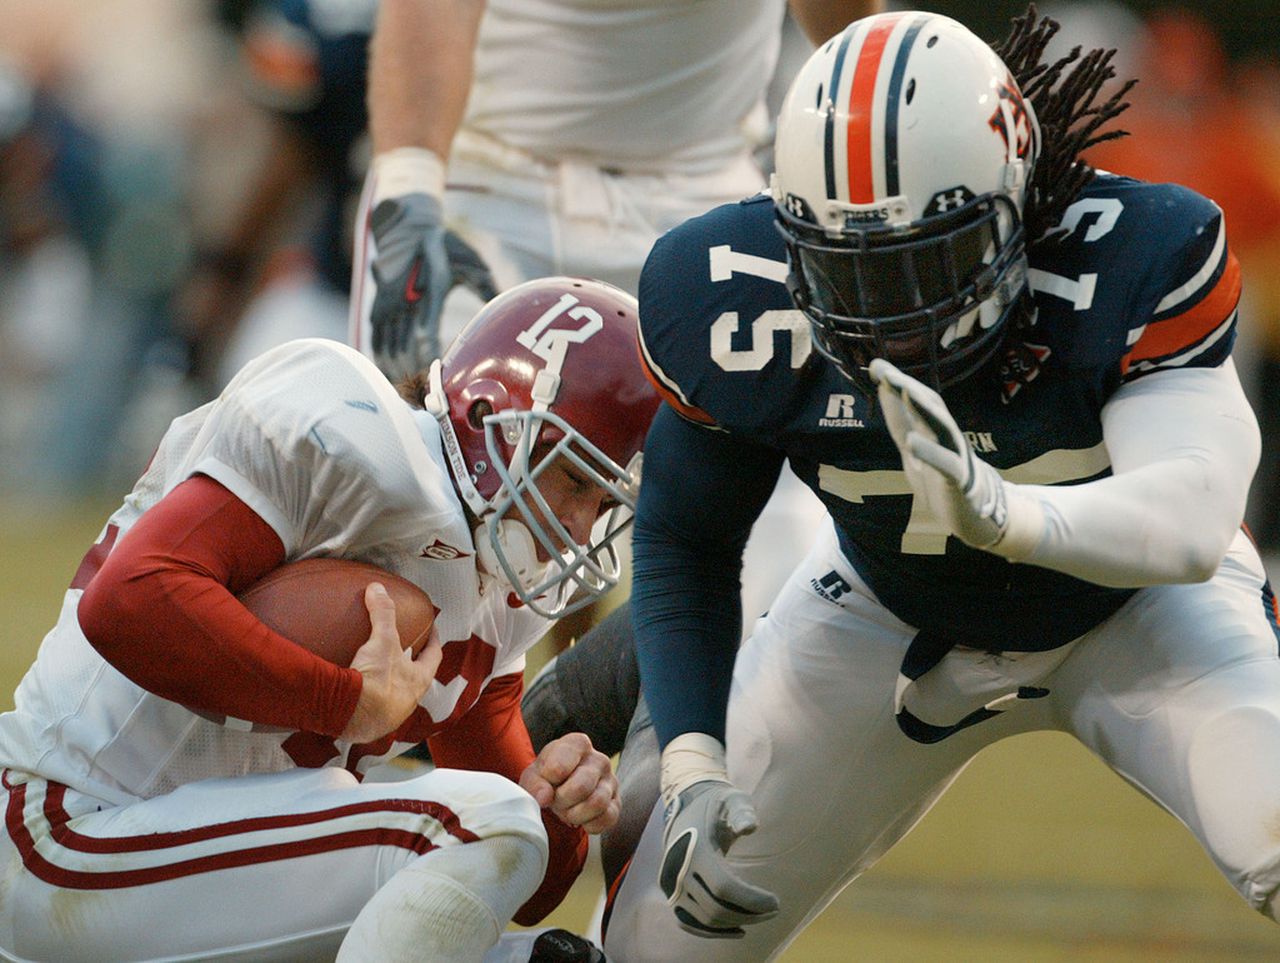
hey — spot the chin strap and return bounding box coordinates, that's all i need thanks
[424,359,491,518]
[474,517,544,587]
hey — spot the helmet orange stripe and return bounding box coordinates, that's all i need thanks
[845,14,902,204]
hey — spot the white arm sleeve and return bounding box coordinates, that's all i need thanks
[1007,360,1260,587]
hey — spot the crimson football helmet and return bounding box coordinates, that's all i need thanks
[772,12,1040,391]
[424,277,660,617]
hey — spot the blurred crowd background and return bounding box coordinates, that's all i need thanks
[1,0,1279,549]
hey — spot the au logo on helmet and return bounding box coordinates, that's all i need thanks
[989,74,1035,161]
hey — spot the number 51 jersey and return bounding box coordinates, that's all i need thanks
[637,173,1241,653]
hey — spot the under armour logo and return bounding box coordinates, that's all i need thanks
[927,187,973,214]
[783,193,815,222]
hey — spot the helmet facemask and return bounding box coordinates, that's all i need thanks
[769,11,1043,395]
[425,276,660,619]
[778,191,1029,393]
[474,407,642,619]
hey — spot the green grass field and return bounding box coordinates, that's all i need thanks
[3,496,1279,961]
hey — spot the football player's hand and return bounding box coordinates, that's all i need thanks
[368,192,498,381]
[342,583,443,744]
[870,359,1010,550]
[659,780,779,938]
[520,732,620,834]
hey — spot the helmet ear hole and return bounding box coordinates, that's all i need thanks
[467,400,494,430]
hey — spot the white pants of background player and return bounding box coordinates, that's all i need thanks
[0,765,549,962]
[604,522,1280,961]
[349,130,825,626]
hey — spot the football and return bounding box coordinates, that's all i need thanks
[238,557,437,668]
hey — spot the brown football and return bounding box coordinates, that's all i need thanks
[238,557,437,667]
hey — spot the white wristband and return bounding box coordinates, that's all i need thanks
[990,484,1045,562]
[371,147,446,205]
[659,732,730,809]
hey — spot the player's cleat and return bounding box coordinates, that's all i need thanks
[529,928,606,962]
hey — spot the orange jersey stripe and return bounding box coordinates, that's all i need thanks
[1125,248,1240,367]
[845,16,901,204]
[636,341,718,426]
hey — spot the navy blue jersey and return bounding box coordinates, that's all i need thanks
[632,174,1241,740]
[242,0,375,290]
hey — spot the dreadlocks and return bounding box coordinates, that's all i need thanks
[993,3,1138,245]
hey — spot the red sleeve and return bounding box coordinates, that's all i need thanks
[428,671,589,925]
[77,474,363,737]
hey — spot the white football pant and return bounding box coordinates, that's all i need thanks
[0,766,546,961]
[605,522,1280,961]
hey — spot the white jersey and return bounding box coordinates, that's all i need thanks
[466,0,786,175]
[0,339,549,805]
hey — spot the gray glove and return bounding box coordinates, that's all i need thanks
[368,193,498,381]
[659,780,779,938]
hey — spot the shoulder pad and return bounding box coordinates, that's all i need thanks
[1027,176,1238,382]
[637,201,812,433]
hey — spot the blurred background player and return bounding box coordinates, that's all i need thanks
[174,0,379,389]
[175,0,498,394]
[601,7,1280,958]
[0,276,655,962]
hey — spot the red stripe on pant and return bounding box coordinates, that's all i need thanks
[4,773,478,890]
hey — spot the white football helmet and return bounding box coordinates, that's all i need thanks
[771,11,1040,391]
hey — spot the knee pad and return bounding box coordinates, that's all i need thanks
[402,769,546,853]
[340,835,547,962]
[1186,705,1280,915]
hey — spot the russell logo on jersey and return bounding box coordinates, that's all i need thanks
[818,393,867,428]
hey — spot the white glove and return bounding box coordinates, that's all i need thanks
[658,734,778,938]
[869,359,1041,557]
[368,193,497,381]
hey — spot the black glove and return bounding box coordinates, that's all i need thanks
[659,779,779,938]
[368,192,498,380]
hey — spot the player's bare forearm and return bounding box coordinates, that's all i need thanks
[368,0,486,159]
[788,0,883,46]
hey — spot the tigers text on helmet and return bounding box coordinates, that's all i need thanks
[771,11,1040,392]
[424,276,660,618]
